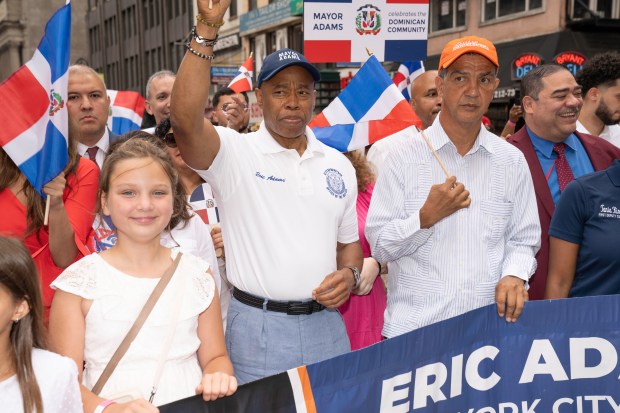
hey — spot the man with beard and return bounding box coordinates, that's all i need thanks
[507,64,620,301]
[576,51,620,148]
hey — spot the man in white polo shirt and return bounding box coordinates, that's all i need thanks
[171,3,363,385]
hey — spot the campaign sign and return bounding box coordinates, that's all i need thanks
[161,295,620,412]
[303,0,429,63]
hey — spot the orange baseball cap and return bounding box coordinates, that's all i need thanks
[438,36,499,70]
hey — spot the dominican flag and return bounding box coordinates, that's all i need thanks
[107,90,146,135]
[228,55,253,93]
[393,60,425,101]
[0,0,71,195]
[309,55,420,152]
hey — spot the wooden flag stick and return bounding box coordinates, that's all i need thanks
[420,130,450,178]
[365,47,373,56]
[43,196,51,226]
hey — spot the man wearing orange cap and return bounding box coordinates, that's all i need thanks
[366,36,541,338]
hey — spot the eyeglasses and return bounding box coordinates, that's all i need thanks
[222,102,249,113]
[163,132,177,148]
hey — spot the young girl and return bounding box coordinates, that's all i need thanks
[49,138,236,413]
[0,236,82,413]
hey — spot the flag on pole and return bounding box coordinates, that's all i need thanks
[309,55,420,153]
[393,60,425,101]
[227,55,254,93]
[107,90,146,135]
[0,0,71,195]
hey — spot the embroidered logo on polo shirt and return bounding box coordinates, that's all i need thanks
[599,204,620,219]
[324,168,347,198]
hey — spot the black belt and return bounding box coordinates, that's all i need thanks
[233,288,326,315]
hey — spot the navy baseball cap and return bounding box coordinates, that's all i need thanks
[257,48,321,87]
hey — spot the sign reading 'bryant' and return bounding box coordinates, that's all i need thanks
[511,52,543,81]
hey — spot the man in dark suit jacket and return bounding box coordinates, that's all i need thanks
[508,65,620,300]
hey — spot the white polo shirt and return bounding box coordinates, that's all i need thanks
[195,122,359,300]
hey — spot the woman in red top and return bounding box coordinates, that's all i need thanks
[0,136,98,318]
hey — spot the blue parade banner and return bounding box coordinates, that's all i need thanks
[160,295,620,412]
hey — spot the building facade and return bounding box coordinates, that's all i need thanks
[424,0,620,131]
[0,0,89,82]
[86,0,196,94]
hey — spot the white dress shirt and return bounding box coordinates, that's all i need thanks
[576,120,620,148]
[366,116,541,338]
[77,129,110,169]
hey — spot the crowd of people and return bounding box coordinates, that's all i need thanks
[1,0,619,411]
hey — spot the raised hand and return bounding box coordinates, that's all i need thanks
[196,0,231,22]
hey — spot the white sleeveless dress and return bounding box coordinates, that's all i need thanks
[51,248,215,406]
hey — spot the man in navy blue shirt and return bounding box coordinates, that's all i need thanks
[545,160,620,297]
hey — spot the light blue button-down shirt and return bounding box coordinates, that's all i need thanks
[527,127,595,205]
[366,117,541,338]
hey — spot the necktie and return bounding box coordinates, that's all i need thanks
[553,143,574,192]
[86,146,99,169]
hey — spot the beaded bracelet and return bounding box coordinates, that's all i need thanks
[191,26,219,47]
[507,119,516,127]
[186,42,215,61]
[196,13,225,28]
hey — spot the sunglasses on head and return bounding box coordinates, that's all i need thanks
[163,132,177,148]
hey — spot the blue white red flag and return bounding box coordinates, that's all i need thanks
[227,55,253,93]
[309,55,420,152]
[0,0,71,195]
[107,90,146,135]
[393,60,425,101]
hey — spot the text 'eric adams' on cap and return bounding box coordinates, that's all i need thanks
[257,48,321,87]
